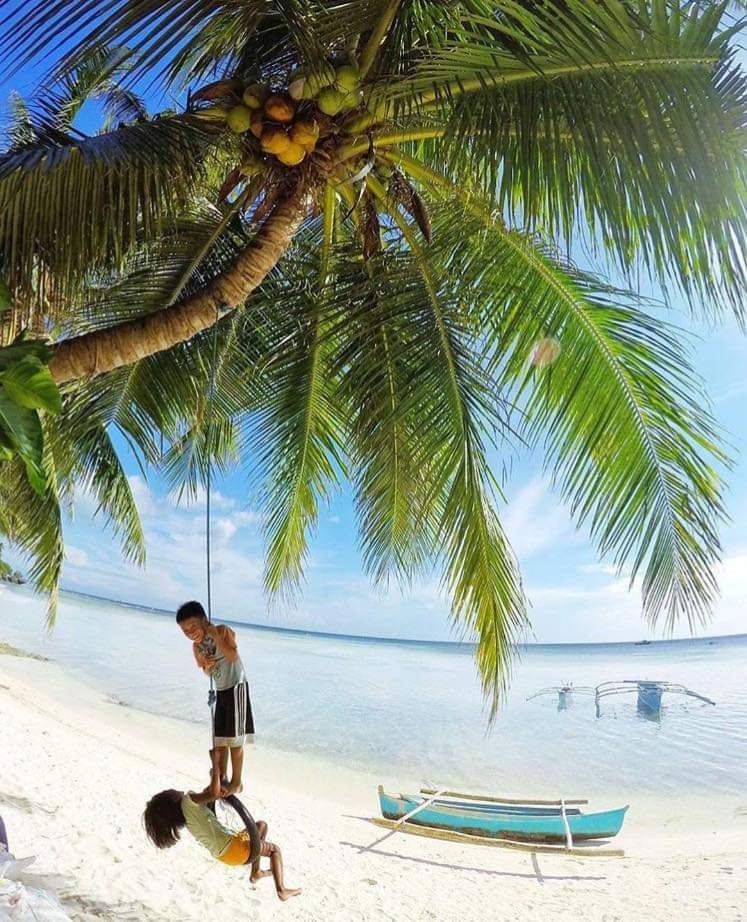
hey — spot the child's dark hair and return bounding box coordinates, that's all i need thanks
[143,790,186,849]
[176,600,207,623]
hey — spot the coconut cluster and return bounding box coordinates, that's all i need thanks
[219,84,319,167]
[201,59,362,170]
[288,59,363,116]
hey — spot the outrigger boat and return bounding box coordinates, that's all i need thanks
[526,683,594,710]
[595,680,715,719]
[373,786,628,856]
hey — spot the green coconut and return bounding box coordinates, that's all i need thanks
[304,72,328,98]
[317,86,346,116]
[226,104,254,133]
[242,83,267,109]
[335,64,360,94]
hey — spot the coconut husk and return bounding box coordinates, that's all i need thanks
[388,170,432,242]
[191,79,243,103]
[252,182,284,225]
[359,193,381,261]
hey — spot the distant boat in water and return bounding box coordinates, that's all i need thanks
[595,680,716,720]
[634,640,652,646]
[526,683,594,711]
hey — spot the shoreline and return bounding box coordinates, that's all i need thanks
[1,651,745,921]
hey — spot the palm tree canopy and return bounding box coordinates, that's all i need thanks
[0,0,743,711]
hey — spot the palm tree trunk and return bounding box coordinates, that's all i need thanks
[49,184,308,384]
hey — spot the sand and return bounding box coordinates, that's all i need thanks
[1,652,745,922]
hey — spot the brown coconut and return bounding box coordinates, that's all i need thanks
[249,110,264,139]
[289,119,320,152]
[264,94,296,123]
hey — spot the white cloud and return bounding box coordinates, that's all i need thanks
[502,478,575,560]
[64,545,89,567]
[126,474,155,515]
[168,484,236,512]
[577,562,628,577]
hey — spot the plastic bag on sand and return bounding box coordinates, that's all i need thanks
[0,852,71,922]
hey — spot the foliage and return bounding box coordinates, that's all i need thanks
[0,0,743,705]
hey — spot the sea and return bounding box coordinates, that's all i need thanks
[2,584,746,799]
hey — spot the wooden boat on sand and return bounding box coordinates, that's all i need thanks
[373,786,628,856]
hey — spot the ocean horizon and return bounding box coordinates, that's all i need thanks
[44,585,747,651]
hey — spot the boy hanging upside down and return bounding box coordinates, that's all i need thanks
[143,749,300,902]
[176,600,254,795]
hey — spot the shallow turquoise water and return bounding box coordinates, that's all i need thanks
[2,584,746,798]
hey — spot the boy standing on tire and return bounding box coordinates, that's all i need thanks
[176,600,254,794]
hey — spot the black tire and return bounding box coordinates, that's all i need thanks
[208,790,262,869]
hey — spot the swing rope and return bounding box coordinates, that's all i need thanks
[205,308,221,738]
[201,308,262,870]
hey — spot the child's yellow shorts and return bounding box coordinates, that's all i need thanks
[218,830,251,866]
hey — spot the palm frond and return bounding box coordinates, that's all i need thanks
[424,192,727,632]
[364,174,527,711]
[0,113,225,300]
[245,201,348,600]
[380,0,747,311]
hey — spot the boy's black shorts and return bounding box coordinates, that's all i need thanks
[213,681,254,746]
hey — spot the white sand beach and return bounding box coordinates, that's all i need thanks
[1,650,745,922]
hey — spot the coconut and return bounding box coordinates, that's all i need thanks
[276,142,306,166]
[288,76,307,101]
[317,86,346,116]
[264,94,296,123]
[530,337,561,368]
[242,83,267,109]
[335,64,360,94]
[226,105,254,133]
[304,72,328,98]
[261,125,291,155]
[249,110,264,139]
[289,119,320,152]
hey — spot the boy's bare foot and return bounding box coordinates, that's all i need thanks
[224,780,243,796]
[278,888,301,902]
[250,869,272,883]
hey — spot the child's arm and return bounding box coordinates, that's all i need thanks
[213,625,239,663]
[189,750,223,805]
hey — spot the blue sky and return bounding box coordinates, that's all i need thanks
[2,29,747,644]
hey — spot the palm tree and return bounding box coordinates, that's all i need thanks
[0,0,744,710]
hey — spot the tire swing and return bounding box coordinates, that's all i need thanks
[203,314,261,873]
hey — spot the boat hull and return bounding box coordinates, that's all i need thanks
[379,791,628,842]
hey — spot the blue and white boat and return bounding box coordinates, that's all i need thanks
[378,787,628,843]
